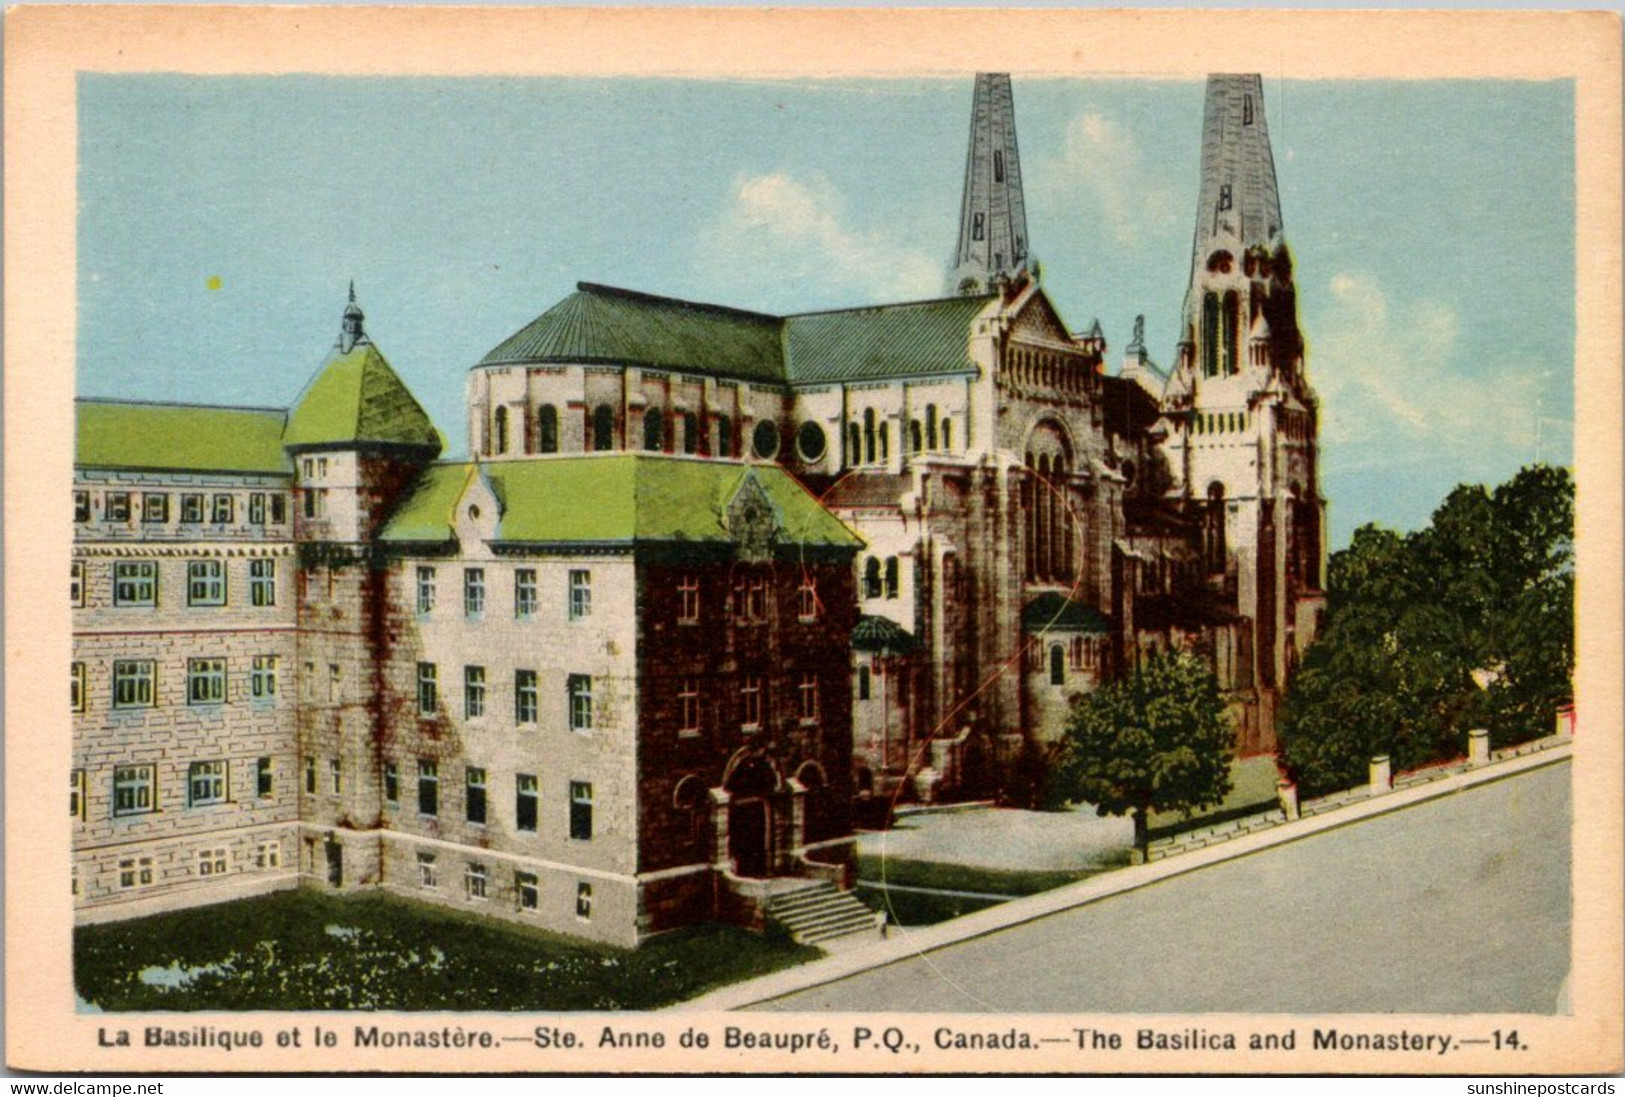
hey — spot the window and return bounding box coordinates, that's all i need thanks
[417,663,438,716]
[567,675,593,731]
[107,493,131,522]
[678,574,700,623]
[118,856,155,889]
[187,658,226,705]
[249,493,266,524]
[256,756,273,797]
[466,862,489,901]
[1049,644,1066,686]
[858,664,871,702]
[740,676,762,730]
[417,759,439,816]
[71,561,86,607]
[972,212,985,241]
[329,757,342,795]
[863,557,882,599]
[143,493,169,523]
[113,764,155,816]
[466,767,487,825]
[740,575,767,622]
[464,666,486,719]
[318,457,329,477]
[516,774,538,832]
[752,420,780,460]
[113,561,158,606]
[1243,93,1254,125]
[196,847,228,876]
[516,871,539,911]
[515,669,538,724]
[994,149,1005,182]
[212,494,234,524]
[538,405,559,454]
[679,678,700,735]
[494,405,510,454]
[188,560,226,606]
[249,559,276,606]
[270,493,287,524]
[188,760,227,806]
[718,414,734,457]
[327,661,342,702]
[514,568,537,619]
[181,494,204,523]
[304,755,316,794]
[112,660,156,708]
[644,408,664,451]
[384,762,399,805]
[254,840,281,870]
[74,491,89,522]
[682,411,699,455]
[251,655,278,699]
[592,404,614,451]
[464,568,485,617]
[576,882,593,920]
[1219,183,1233,212]
[70,769,85,818]
[797,577,818,620]
[799,673,819,723]
[569,781,593,841]
[417,851,438,888]
[884,556,900,599]
[568,570,591,620]
[72,662,86,712]
[416,566,435,614]
[303,490,325,520]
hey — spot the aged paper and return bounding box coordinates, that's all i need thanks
[6,6,1621,1075]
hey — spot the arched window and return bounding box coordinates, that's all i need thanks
[863,409,876,464]
[1049,644,1066,686]
[644,409,664,451]
[884,556,899,599]
[1201,292,1220,378]
[682,412,699,455]
[1221,291,1240,375]
[942,420,952,451]
[879,422,890,462]
[857,665,871,702]
[494,406,509,455]
[909,420,922,453]
[1206,481,1227,573]
[718,414,733,458]
[538,404,558,453]
[848,422,862,466]
[926,405,938,450]
[863,557,882,599]
[592,405,614,452]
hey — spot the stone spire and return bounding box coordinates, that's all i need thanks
[947,73,1032,296]
[1186,74,1283,291]
[339,281,367,354]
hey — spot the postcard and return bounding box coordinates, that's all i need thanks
[5,6,1621,1076]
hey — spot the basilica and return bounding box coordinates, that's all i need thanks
[71,73,1324,945]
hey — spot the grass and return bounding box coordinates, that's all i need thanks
[854,882,1005,926]
[75,889,819,1012]
[1147,755,1282,839]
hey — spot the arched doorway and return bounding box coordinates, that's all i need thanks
[724,754,778,878]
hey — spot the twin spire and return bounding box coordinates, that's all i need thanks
[947,74,1032,296]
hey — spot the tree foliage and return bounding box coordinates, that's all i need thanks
[1279,464,1573,796]
[1046,652,1235,851]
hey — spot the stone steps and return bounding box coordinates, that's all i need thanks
[766,881,882,946]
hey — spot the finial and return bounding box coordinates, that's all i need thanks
[339,282,366,353]
[348,280,356,304]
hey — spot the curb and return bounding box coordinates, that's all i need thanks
[672,741,1572,1012]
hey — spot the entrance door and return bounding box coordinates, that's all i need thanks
[729,799,770,878]
[325,840,343,888]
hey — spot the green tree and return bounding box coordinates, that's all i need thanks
[1047,653,1235,856]
[1280,465,1573,795]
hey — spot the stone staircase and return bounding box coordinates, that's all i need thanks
[765,880,883,946]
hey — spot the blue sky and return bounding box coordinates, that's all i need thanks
[77,75,1575,548]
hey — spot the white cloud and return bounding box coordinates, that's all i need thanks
[1310,271,1545,467]
[1034,111,1183,247]
[693,171,940,306]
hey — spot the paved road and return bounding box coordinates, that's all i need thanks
[758,760,1572,1014]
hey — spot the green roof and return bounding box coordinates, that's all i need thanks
[76,399,290,474]
[380,455,862,550]
[1022,592,1111,634]
[284,341,441,451]
[478,283,994,387]
[851,614,921,654]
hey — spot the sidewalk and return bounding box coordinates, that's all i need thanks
[673,736,1572,1012]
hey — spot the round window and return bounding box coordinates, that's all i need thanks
[468,505,481,520]
[752,420,781,460]
[796,421,827,463]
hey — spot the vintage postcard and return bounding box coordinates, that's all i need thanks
[5,6,1621,1077]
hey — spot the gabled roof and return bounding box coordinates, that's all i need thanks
[379,455,862,550]
[76,399,291,475]
[283,341,441,452]
[477,282,996,388]
[1022,592,1110,635]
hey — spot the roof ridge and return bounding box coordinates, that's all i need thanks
[784,292,996,319]
[576,282,782,324]
[75,395,288,415]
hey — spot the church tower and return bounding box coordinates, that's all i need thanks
[1160,74,1325,754]
[947,73,1032,295]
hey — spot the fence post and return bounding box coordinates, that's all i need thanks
[1276,779,1300,821]
[1369,755,1392,795]
[1468,728,1491,767]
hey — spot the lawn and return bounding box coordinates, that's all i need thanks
[75,890,818,1012]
